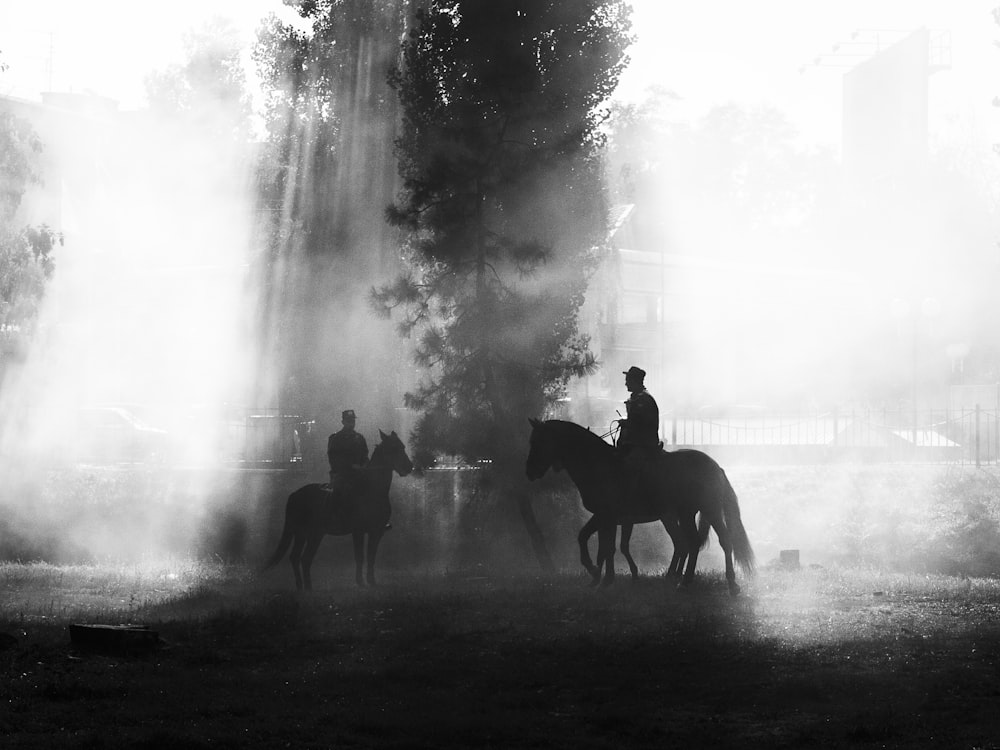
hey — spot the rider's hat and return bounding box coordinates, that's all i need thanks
[623,366,646,382]
[342,409,356,421]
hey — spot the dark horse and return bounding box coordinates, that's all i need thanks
[263,430,413,590]
[526,419,755,594]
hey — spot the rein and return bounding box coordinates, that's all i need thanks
[598,420,621,446]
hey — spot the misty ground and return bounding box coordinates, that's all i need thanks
[2,462,1000,747]
[5,462,1000,578]
[2,562,1000,749]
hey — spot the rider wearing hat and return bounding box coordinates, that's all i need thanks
[619,366,660,451]
[618,366,661,507]
[327,409,369,494]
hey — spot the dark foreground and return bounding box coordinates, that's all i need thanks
[3,566,1000,749]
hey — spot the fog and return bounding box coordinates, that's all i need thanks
[0,2,998,574]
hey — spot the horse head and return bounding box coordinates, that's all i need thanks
[378,429,414,477]
[526,418,562,479]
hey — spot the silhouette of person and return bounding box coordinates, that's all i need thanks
[327,409,369,502]
[619,366,659,451]
[618,366,660,506]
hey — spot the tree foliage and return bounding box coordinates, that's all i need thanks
[373,0,632,472]
[253,0,403,260]
[144,18,253,141]
[607,94,839,260]
[0,110,60,355]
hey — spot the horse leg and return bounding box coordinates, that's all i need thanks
[679,513,700,588]
[661,516,685,580]
[366,529,384,587]
[289,533,306,591]
[711,516,740,596]
[577,516,601,585]
[598,521,617,587]
[300,533,323,592]
[619,523,638,581]
[353,531,366,587]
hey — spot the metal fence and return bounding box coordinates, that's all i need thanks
[662,406,1000,465]
[247,406,1000,467]
[231,409,313,466]
[74,404,999,468]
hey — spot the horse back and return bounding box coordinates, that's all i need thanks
[287,482,389,535]
[660,448,726,477]
[656,448,733,505]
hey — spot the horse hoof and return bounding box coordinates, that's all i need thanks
[728,583,741,597]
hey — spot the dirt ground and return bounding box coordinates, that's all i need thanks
[2,565,1000,749]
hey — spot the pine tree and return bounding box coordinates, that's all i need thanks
[374,0,631,568]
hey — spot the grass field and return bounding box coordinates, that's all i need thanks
[2,462,1000,747]
[2,559,1000,749]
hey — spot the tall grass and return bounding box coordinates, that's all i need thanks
[0,558,254,626]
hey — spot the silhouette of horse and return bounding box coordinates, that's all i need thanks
[263,430,413,590]
[526,418,755,594]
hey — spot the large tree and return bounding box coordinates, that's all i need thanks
[373,0,632,568]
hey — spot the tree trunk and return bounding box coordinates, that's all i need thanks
[515,491,555,572]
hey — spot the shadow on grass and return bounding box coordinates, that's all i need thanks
[3,568,1000,748]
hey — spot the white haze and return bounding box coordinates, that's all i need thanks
[578,0,1000,414]
[0,1,995,568]
[0,3,284,561]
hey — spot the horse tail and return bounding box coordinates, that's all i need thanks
[261,489,299,571]
[721,475,756,577]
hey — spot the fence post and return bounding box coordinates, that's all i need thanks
[671,414,677,446]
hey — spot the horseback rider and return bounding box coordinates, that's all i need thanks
[620,366,659,451]
[327,409,369,504]
[618,366,661,506]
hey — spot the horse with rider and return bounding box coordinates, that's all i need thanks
[265,408,413,590]
[527,364,755,593]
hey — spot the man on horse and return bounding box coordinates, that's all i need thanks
[327,409,369,507]
[618,366,661,508]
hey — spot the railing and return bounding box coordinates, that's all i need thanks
[661,406,1000,465]
[230,409,314,466]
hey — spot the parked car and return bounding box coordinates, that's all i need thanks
[76,406,170,464]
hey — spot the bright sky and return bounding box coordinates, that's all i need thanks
[0,0,996,148]
[619,0,999,147]
[0,0,300,107]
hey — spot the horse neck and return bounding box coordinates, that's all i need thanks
[552,425,609,485]
[365,445,395,494]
